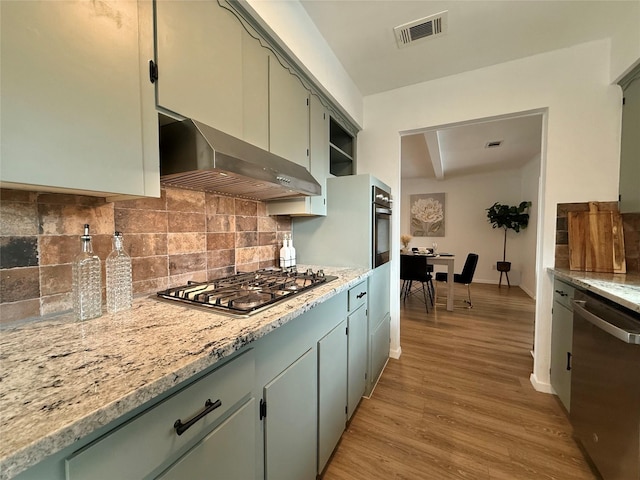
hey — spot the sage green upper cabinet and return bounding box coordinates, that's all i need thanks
[266,94,328,216]
[269,56,310,169]
[242,30,270,151]
[0,0,159,199]
[619,65,640,213]
[154,0,244,139]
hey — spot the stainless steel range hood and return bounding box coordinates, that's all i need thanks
[159,118,321,201]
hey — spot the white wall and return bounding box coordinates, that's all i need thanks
[401,170,529,285]
[359,39,622,391]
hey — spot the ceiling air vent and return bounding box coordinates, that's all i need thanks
[485,140,503,148]
[394,11,448,48]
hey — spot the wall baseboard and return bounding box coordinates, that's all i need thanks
[529,373,554,394]
[389,346,402,359]
[519,284,536,299]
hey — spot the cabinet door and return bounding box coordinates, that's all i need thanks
[269,56,310,168]
[551,302,573,411]
[347,305,367,420]
[264,348,317,480]
[265,94,328,216]
[368,263,391,327]
[0,0,158,198]
[308,94,329,215]
[370,313,390,393]
[619,64,640,213]
[157,398,255,480]
[66,350,254,480]
[242,29,269,151]
[155,0,243,139]
[318,320,347,472]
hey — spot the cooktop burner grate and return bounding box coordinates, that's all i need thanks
[157,268,336,316]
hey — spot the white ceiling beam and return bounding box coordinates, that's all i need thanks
[424,131,444,179]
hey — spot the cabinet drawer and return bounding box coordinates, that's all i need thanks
[348,281,368,312]
[66,349,254,480]
[156,398,256,480]
[553,279,576,310]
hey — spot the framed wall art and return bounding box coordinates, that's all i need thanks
[410,193,445,237]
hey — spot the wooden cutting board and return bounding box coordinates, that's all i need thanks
[568,202,626,273]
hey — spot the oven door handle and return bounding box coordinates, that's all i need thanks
[573,300,640,345]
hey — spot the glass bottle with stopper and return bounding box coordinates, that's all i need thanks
[106,231,133,313]
[72,224,102,320]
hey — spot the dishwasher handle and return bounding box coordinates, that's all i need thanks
[573,300,640,345]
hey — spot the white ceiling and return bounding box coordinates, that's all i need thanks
[299,0,631,179]
[401,113,543,179]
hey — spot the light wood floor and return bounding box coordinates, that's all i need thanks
[323,283,598,480]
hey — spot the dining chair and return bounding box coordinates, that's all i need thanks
[400,254,434,312]
[435,253,479,308]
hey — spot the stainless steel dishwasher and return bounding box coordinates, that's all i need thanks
[570,290,640,480]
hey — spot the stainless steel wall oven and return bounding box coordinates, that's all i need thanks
[373,186,391,268]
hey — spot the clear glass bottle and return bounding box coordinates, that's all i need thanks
[72,224,102,320]
[106,231,133,313]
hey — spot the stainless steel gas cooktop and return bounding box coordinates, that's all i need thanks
[157,268,336,317]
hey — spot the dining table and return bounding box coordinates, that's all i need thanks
[401,252,456,311]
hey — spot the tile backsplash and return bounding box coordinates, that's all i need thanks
[554,202,639,273]
[0,187,291,323]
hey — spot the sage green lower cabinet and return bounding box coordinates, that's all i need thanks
[347,304,368,420]
[346,280,368,419]
[15,288,365,480]
[367,264,391,395]
[263,348,317,480]
[156,398,256,480]
[317,320,348,473]
[550,279,576,412]
[65,349,255,480]
[370,313,391,392]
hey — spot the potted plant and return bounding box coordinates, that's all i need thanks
[486,201,531,285]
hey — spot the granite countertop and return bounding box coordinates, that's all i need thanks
[0,266,371,480]
[550,268,640,313]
